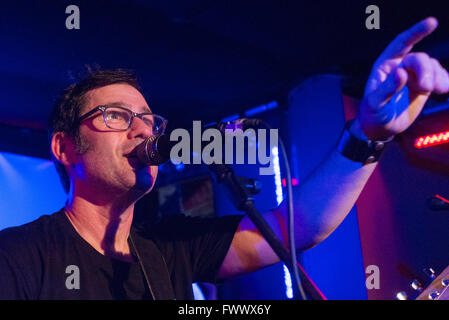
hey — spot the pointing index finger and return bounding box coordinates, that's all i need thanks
[378,17,438,61]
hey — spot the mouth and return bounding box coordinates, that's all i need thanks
[124,149,144,169]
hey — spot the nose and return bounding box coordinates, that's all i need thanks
[127,116,153,140]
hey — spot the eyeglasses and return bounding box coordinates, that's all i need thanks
[77,105,168,136]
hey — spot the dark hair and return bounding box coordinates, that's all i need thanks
[48,68,142,193]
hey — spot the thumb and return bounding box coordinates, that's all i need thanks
[365,67,408,110]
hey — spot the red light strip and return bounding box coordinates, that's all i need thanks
[282,178,299,187]
[414,130,449,149]
[435,194,449,204]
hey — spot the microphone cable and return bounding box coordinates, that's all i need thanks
[259,120,307,300]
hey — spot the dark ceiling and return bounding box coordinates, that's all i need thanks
[1,0,449,158]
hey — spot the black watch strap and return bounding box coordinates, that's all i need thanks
[337,120,394,165]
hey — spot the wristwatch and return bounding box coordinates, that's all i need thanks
[337,119,394,165]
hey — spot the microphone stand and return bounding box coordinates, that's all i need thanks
[208,163,326,300]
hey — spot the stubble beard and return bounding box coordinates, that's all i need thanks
[75,132,156,201]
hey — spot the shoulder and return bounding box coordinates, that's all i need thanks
[0,210,64,257]
[0,210,64,299]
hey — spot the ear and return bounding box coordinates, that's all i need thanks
[51,132,77,166]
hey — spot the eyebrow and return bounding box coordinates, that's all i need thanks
[107,101,152,113]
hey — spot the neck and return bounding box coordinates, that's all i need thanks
[65,192,136,262]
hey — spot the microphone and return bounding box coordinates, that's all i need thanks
[136,134,177,166]
[135,118,263,166]
[427,195,449,211]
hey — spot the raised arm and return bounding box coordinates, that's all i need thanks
[219,17,449,279]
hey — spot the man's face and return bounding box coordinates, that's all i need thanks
[73,83,158,198]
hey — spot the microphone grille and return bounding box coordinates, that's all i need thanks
[136,136,161,165]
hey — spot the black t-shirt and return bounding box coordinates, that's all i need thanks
[0,209,243,300]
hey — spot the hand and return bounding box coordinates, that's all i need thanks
[355,17,449,140]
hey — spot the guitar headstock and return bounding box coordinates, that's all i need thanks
[395,267,436,300]
[416,265,449,300]
[395,266,449,300]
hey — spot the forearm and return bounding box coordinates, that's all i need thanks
[283,147,377,251]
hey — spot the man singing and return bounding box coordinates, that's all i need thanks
[0,17,448,299]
